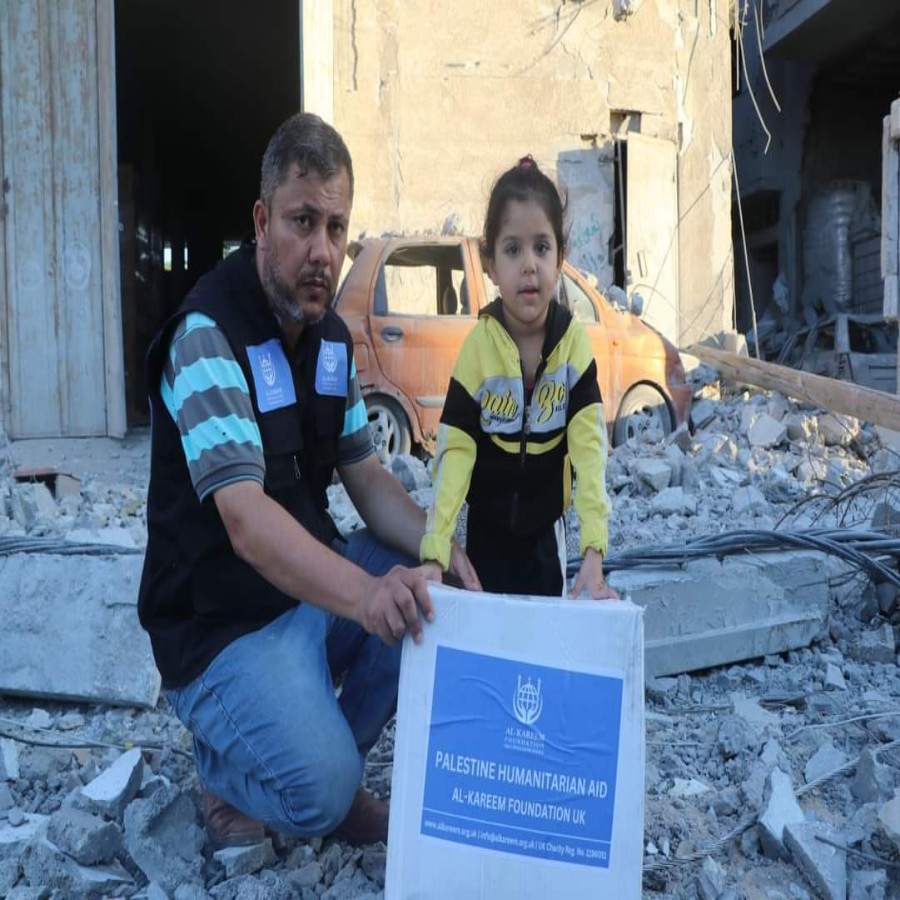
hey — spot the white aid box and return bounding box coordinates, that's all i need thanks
[385,585,645,899]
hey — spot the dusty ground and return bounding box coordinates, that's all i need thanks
[0,369,899,898]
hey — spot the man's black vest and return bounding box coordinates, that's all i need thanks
[137,245,353,688]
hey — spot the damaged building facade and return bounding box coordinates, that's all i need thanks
[732,0,900,391]
[0,0,733,441]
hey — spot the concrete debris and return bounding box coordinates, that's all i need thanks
[80,747,144,820]
[1,377,900,896]
[783,821,847,900]
[759,768,806,860]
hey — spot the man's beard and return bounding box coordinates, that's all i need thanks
[261,246,326,326]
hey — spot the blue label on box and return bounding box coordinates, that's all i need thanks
[420,646,623,868]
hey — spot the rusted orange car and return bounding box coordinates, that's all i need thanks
[334,236,692,464]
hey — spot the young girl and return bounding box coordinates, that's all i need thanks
[420,157,618,600]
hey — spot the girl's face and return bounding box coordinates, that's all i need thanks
[486,199,562,337]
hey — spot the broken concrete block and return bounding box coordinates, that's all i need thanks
[817,413,859,447]
[696,855,726,900]
[748,413,787,449]
[609,551,830,679]
[796,458,828,482]
[784,413,815,442]
[81,748,144,820]
[783,821,847,900]
[759,768,805,859]
[213,838,277,878]
[0,814,48,862]
[804,743,849,785]
[650,486,696,517]
[46,805,123,865]
[731,485,767,515]
[878,789,900,851]
[690,399,718,430]
[10,483,57,530]
[0,552,160,707]
[668,778,711,798]
[667,422,693,452]
[20,836,134,898]
[766,392,791,421]
[0,783,13,812]
[634,458,672,492]
[824,662,847,691]
[123,783,204,894]
[852,623,896,664]
[848,868,886,900]
[852,749,895,804]
[0,739,20,781]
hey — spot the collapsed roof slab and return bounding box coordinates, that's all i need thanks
[610,550,829,679]
[0,552,159,708]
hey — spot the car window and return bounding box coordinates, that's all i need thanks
[379,246,470,317]
[559,273,598,323]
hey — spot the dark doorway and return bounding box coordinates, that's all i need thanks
[114,0,300,423]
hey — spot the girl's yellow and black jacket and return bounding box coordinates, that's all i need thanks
[421,297,611,572]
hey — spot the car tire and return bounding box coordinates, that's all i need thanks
[366,396,412,465]
[613,385,673,446]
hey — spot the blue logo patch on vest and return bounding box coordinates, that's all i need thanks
[247,339,296,413]
[315,340,348,397]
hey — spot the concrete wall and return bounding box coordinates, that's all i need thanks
[332,0,733,348]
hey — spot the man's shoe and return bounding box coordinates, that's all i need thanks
[335,787,390,845]
[202,788,265,849]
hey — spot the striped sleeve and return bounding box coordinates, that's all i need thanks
[337,358,375,466]
[162,312,265,501]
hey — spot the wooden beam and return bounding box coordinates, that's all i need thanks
[687,345,900,432]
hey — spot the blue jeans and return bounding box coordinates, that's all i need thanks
[167,529,412,838]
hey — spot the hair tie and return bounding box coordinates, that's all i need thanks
[517,155,537,170]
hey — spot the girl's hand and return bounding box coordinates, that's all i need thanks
[420,561,444,584]
[570,548,619,600]
[448,541,483,592]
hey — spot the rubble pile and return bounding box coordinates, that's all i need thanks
[0,368,899,898]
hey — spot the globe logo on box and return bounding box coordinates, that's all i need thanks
[513,675,542,727]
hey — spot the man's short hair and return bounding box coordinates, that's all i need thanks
[260,112,354,207]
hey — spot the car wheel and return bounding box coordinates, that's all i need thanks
[613,385,673,446]
[366,396,412,465]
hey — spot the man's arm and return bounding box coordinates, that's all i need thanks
[214,480,434,644]
[340,453,481,590]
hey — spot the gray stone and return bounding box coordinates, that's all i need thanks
[817,413,859,447]
[360,844,386,886]
[732,485,767,514]
[697,855,726,900]
[783,821,847,900]
[213,838,277,878]
[634,458,672,492]
[785,412,815,442]
[0,739,19,781]
[322,867,379,900]
[10,483,57,530]
[667,422,693,452]
[650,486,696,516]
[20,837,133,899]
[390,454,430,492]
[0,553,160,707]
[852,748,895,804]
[0,857,20,897]
[147,883,172,900]
[690,399,718,430]
[717,716,758,759]
[748,413,787,448]
[877,788,900,850]
[0,814,48,862]
[0,782,13,811]
[823,662,847,691]
[81,747,144,819]
[609,551,830,679]
[288,860,324,889]
[853,624,896,664]
[848,868,886,900]
[123,783,204,894]
[46,805,122,865]
[759,768,805,859]
[804,743,849,785]
[209,871,295,900]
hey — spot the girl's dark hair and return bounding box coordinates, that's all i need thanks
[482,156,566,264]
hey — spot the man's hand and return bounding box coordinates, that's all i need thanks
[361,565,436,646]
[570,548,619,601]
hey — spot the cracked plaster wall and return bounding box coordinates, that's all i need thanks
[333,0,733,345]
